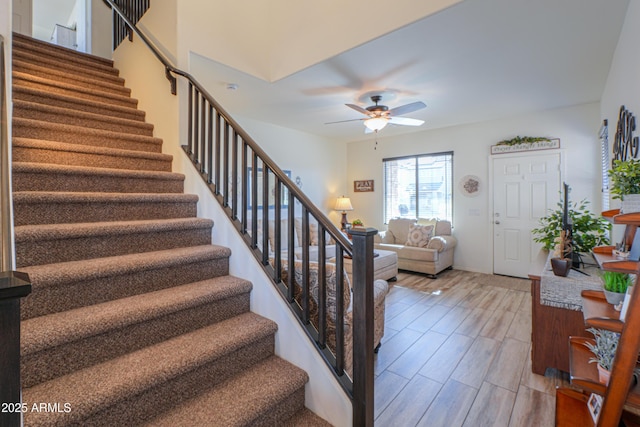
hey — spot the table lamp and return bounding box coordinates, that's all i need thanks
[334,196,353,231]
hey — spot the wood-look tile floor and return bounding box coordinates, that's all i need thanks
[374,269,570,427]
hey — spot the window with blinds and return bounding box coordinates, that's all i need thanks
[383,151,453,224]
[600,119,610,211]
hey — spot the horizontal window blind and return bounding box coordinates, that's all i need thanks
[383,152,453,224]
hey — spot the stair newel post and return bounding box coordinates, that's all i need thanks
[0,271,31,427]
[350,227,377,427]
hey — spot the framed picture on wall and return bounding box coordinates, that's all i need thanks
[354,180,374,192]
[247,167,291,208]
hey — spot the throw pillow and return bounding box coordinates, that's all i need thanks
[405,224,433,248]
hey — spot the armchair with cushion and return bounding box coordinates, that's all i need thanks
[279,259,389,378]
[255,218,337,262]
[374,218,456,277]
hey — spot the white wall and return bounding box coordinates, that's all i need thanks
[112,3,352,425]
[346,103,602,274]
[89,0,111,58]
[600,0,639,241]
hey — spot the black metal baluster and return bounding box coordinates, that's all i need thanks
[318,225,327,348]
[200,97,206,173]
[223,120,230,206]
[251,153,258,248]
[215,113,221,195]
[231,130,239,219]
[301,210,310,324]
[274,178,281,282]
[287,195,295,303]
[207,104,214,184]
[335,245,345,375]
[241,141,248,232]
[187,82,193,155]
[261,167,270,265]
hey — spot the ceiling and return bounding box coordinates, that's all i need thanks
[192,0,630,144]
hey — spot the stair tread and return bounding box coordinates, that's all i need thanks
[14,71,136,106]
[23,313,279,426]
[13,117,162,148]
[22,275,252,354]
[13,33,115,66]
[14,99,153,131]
[142,355,309,427]
[19,244,228,287]
[13,190,198,204]
[13,161,184,181]
[13,58,126,89]
[15,217,213,242]
[13,58,129,95]
[13,137,171,161]
[13,85,146,120]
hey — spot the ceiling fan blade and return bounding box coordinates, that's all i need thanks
[346,103,371,115]
[388,116,425,126]
[325,118,364,125]
[388,101,426,116]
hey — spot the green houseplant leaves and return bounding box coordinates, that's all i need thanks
[609,158,640,200]
[531,199,610,253]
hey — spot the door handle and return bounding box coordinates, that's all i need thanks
[495,221,501,225]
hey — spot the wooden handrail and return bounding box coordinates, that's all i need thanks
[104,1,375,424]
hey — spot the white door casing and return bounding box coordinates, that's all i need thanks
[493,153,561,278]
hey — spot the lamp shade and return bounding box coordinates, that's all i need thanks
[364,117,388,131]
[334,196,353,212]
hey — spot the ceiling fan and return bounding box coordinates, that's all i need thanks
[327,95,426,133]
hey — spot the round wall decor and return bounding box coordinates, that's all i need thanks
[460,175,481,197]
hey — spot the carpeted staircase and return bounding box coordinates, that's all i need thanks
[11,33,331,427]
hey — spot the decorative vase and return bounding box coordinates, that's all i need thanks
[550,257,572,277]
[603,289,626,306]
[621,194,640,214]
[597,364,611,385]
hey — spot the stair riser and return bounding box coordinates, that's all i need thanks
[13,120,162,153]
[13,87,146,122]
[14,199,197,226]
[22,292,250,388]
[14,104,154,137]
[13,146,172,173]
[21,256,230,319]
[13,43,119,76]
[25,336,274,427]
[13,170,183,193]
[253,387,307,427]
[13,76,137,109]
[13,61,128,96]
[16,226,213,267]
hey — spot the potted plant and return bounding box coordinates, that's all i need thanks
[351,219,364,228]
[585,327,619,385]
[609,159,640,213]
[600,270,632,306]
[532,199,610,254]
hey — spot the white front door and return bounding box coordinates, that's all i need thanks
[493,153,561,278]
[12,0,32,36]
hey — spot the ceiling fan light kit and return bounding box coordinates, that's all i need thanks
[364,117,388,131]
[327,94,427,134]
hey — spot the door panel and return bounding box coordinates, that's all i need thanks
[13,0,32,36]
[493,153,560,278]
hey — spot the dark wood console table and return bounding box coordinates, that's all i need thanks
[529,252,600,375]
